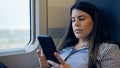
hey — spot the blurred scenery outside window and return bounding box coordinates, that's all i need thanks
[0,0,30,50]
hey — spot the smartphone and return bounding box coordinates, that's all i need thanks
[37,35,60,64]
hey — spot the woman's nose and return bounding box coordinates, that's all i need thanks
[74,19,80,26]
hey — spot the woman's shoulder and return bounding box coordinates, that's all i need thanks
[97,42,120,60]
[99,42,119,52]
[99,42,119,51]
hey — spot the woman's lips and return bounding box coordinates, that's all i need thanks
[75,29,83,33]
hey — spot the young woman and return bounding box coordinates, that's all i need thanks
[37,1,120,68]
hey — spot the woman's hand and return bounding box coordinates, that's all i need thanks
[47,52,71,68]
[37,50,49,68]
[37,50,71,68]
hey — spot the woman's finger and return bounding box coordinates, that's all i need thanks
[47,60,59,68]
[54,52,66,65]
[54,52,72,68]
[36,50,41,57]
[36,50,49,68]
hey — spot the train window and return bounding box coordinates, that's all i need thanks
[0,0,30,50]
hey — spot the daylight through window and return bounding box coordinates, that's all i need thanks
[0,0,30,50]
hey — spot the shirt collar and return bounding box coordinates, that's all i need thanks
[72,41,89,51]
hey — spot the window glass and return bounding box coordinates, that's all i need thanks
[0,0,30,50]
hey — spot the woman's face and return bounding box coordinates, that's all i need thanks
[72,9,93,40]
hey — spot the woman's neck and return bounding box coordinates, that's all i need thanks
[74,39,88,50]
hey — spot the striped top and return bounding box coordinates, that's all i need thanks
[59,42,120,68]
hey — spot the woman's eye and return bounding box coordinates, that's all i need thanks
[78,16,85,21]
[71,18,75,22]
[79,18,85,20]
[71,16,85,22]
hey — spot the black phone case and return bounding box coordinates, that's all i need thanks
[38,35,60,64]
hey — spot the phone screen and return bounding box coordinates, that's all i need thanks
[38,35,60,64]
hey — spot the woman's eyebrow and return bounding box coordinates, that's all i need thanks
[72,15,85,18]
[77,15,85,18]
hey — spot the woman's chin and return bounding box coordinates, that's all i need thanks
[75,35,81,39]
[75,34,86,40]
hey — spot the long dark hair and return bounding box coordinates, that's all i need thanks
[57,1,111,68]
